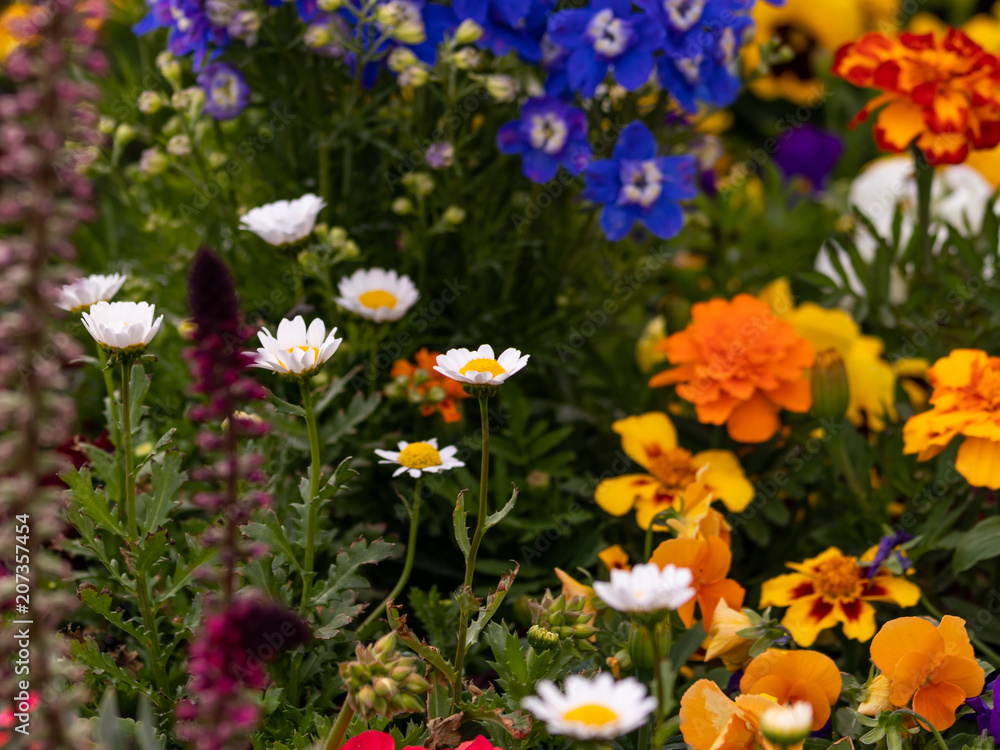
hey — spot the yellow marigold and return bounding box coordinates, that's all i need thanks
[649,295,815,444]
[595,412,754,530]
[903,349,1000,488]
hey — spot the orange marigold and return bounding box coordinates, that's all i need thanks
[903,349,1000,488]
[390,348,470,423]
[833,29,1000,164]
[649,295,815,443]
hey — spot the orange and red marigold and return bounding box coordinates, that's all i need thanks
[649,294,814,444]
[833,28,1000,164]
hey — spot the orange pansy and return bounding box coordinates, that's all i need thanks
[704,599,756,672]
[649,295,814,444]
[903,349,1000,489]
[650,536,744,631]
[390,348,470,423]
[681,679,793,750]
[870,615,985,730]
[598,545,631,572]
[740,649,843,731]
[833,29,1000,165]
[595,412,754,531]
[760,547,920,646]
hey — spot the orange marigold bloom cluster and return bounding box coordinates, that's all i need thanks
[649,294,814,444]
[833,29,1000,164]
[903,349,1000,489]
[390,348,470,423]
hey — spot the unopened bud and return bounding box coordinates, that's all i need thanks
[453,18,483,45]
[810,348,849,421]
[527,624,560,651]
[138,90,163,114]
[484,75,516,102]
[373,676,398,699]
[355,684,378,715]
[402,672,430,694]
[442,205,466,225]
[394,693,425,714]
[373,632,396,657]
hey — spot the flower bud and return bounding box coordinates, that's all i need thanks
[527,624,560,651]
[317,0,342,8]
[810,348,849,421]
[138,90,163,114]
[484,75,516,102]
[627,625,654,671]
[355,685,378,715]
[114,123,136,148]
[304,24,332,48]
[139,147,169,176]
[373,676,398,699]
[760,702,812,746]
[442,205,466,225]
[388,46,418,72]
[394,693,425,714]
[450,47,481,70]
[392,197,414,215]
[177,319,197,340]
[398,65,429,87]
[156,51,182,89]
[167,134,192,157]
[98,116,116,134]
[402,672,430,693]
[373,632,396,657]
[453,18,483,45]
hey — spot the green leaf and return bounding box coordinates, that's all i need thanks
[310,536,395,606]
[140,452,185,534]
[127,363,151,432]
[453,490,471,557]
[162,536,217,599]
[244,512,305,574]
[312,595,365,639]
[71,637,153,700]
[127,529,171,578]
[670,621,707,664]
[484,484,518,530]
[135,428,177,473]
[466,564,519,647]
[953,516,1000,573]
[264,387,305,417]
[387,605,457,681]
[62,467,126,536]
[79,585,145,642]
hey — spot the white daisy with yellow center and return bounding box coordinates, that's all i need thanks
[81,300,163,353]
[434,345,529,385]
[252,315,342,376]
[374,438,464,478]
[593,562,695,613]
[335,268,420,323]
[57,273,126,313]
[522,673,657,740]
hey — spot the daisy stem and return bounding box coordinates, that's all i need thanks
[321,701,355,750]
[121,360,138,541]
[914,147,934,276]
[645,518,655,561]
[299,381,324,615]
[356,479,422,639]
[648,620,670,749]
[920,594,1000,667]
[97,344,119,445]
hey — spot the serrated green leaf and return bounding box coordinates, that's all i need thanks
[453,490,471,557]
[264,387,306,417]
[79,586,146,641]
[310,536,395,606]
[128,529,170,577]
[466,564,518,647]
[62,467,126,536]
[127,363,150,432]
[484,485,518,530]
[140,452,185,534]
[244,513,305,574]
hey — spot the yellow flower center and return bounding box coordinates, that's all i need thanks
[563,704,618,726]
[358,290,398,309]
[813,554,862,598]
[397,442,443,469]
[458,358,505,378]
[648,447,698,489]
[277,345,319,370]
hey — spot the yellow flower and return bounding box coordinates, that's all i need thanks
[635,315,667,374]
[761,278,898,431]
[595,413,754,531]
[598,545,631,572]
[1,3,34,63]
[703,600,756,672]
[857,674,894,716]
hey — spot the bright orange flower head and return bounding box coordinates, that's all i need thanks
[740,649,843,731]
[598,545,631,572]
[903,349,1000,488]
[870,615,985,730]
[649,295,815,443]
[650,536,744,631]
[760,547,920,646]
[833,29,1000,164]
[681,679,793,750]
[390,348,470,423]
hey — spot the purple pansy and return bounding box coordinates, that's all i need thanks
[772,125,843,192]
[967,676,1000,740]
[197,62,250,120]
[582,121,696,242]
[497,97,591,183]
[546,0,663,98]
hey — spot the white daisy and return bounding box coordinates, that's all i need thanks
[239,193,326,247]
[433,345,529,385]
[593,563,695,613]
[81,300,163,353]
[522,672,656,740]
[334,268,420,323]
[760,702,813,745]
[57,273,126,313]
[252,316,342,376]
[374,438,464,478]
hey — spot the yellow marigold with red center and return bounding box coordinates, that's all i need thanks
[903,349,1000,489]
[650,537,744,631]
[833,28,1000,165]
[649,295,815,443]
[595,412,754,531]
[681,679,794,750]
[390,348,470,423]
[868,615,984,730]
[760,547,920,646]
[740,649,843,731]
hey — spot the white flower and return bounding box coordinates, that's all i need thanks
[593,562,695,613]
[252,316,342,376]
[374,438,464,478]
[760,702,813,745]
[522,673,657,740]
[434,345,529,385]
[57,273,126,313]
[81,301,163,352]
[335,268,420,322]
[239,193,326,247]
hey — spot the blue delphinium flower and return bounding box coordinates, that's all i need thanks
[497,97,591,183]
[967,676,1000,740]
[265,0,319,24]
[134,0,229,70]
[547,0,663,98]
[541,34,571,99]
[582,121,696,241]
[197,62,250,120]
[453,0,554,64]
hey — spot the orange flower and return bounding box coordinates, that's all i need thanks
[649,295,814,443]
[833,29,1000,165]
[594,412,754,531]
[740,649,843,731]
[681,679,791,750]
[650,537,745,631]
[870,615,985,730]
[598,545,631,572]
[390,348,469,423]
[760,547,920,646]
[903,349,1000,489]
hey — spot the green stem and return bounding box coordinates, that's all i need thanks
[893,710,949,750]
[321,701,356,750]
[649,622,665,749]
[451,395,491,711]
[921,595,1000,667]
[121,361,137,540]
[319,142,332,221]
[644,518,655,561]
[299,382,324,615]
[97,345,119,444]
[914,147,934,276]
[356,480,422,639]
[135,566,169,694]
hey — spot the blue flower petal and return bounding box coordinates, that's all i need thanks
[640,197,685,240]
[497,120,526,155]
[523,149,560,183]
[613,122,656,161]
[613,48,653,91]
[582,159,621,204]
[547,9,591,48]
[600,204,637,242]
